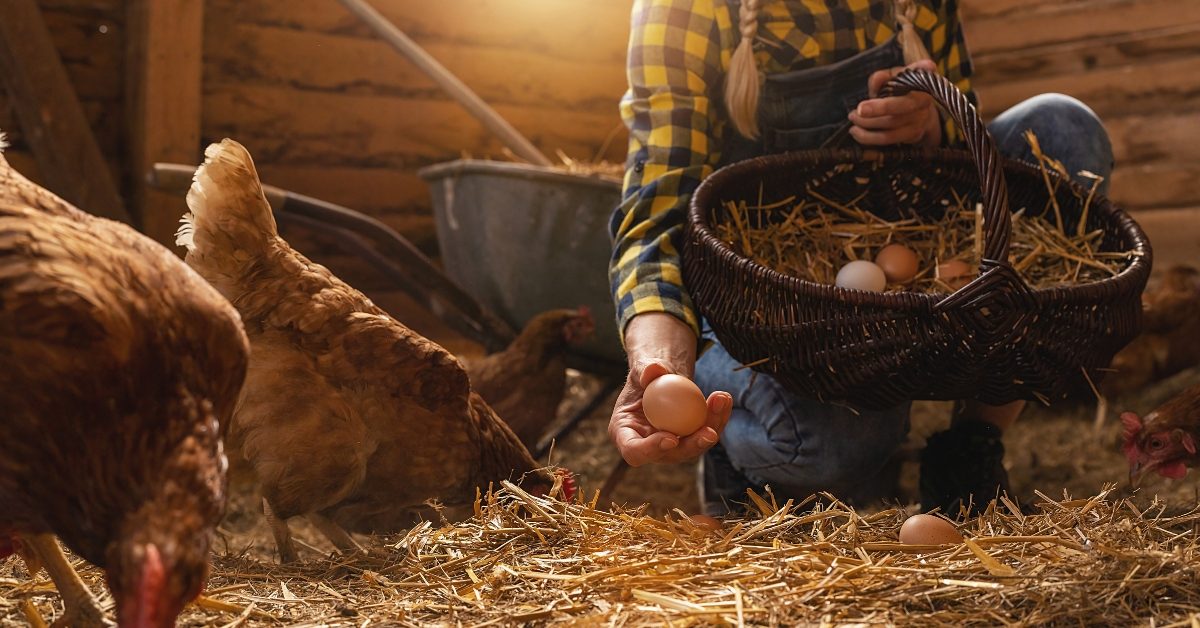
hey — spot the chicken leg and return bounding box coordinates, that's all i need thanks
[262,499,363,562]
[306,513,365,556]
[24,534,110,627]
[262,498,299,564]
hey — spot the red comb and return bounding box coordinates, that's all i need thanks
[1120,412,1143,442]
[558,469,577,502]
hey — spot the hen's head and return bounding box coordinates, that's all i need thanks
[104,445,222,628]
[523,467,578,503]
[518,307,596,349]
[562,307,595,346]
[1121,411,1198,485]
[106,533,209,628]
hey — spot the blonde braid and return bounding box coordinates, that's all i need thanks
[895,0,931,64]
[725,0,762,139]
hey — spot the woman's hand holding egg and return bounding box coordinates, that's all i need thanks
[608,313,735,467]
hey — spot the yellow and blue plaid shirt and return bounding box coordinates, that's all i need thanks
[610,0,976,341]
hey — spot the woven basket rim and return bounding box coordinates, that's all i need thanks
[687,146,1152,312]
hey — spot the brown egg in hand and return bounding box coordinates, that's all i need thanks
[874,244,919,284]
[898,514,964,545]
[643,374,708,436]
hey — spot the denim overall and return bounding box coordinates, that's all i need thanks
[693,36,1115,515]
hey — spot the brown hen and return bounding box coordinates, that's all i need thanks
[1122,382,1200,485]
[465,307,595,448]
[0,136,249,627]
[177,139,574,562]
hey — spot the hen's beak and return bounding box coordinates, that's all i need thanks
[1129,460,1155,488]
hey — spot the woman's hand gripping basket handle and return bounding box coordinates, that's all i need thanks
[879,69,1015,277]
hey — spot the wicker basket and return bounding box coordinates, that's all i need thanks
[683,69,1152,410]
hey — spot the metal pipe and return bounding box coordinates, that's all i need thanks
[335,0,554,168]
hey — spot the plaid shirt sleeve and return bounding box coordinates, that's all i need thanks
[608,0,731,342]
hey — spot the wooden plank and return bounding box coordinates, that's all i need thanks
[202,83,627,169]
[1105,112,1200,166]
[0,0,128,222]
[1,98,123,166]
[1109,164,1200,212]
[203,22,625,114]
[206,0,633,65]
[976,55,1200,120]
[126,0,204,246]
[1129,207,1200,271]
[972,24,1200,86]
[40,0,122,14]
[960,0,1089,21]
[41,9,125,102]
[963,0,1200,56]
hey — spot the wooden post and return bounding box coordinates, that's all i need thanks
[126,0,204,247]
[0,0,130,223]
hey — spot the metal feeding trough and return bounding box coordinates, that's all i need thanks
[419,159,625,369]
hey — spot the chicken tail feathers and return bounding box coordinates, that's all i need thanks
[177,139,277,256]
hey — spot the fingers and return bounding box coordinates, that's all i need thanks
[608,365,735,466]
[847,113,932,146]
[854,92,933,119]
[662,391,733,462]
[868,59,937,96]
[613,423,680,466]
[638,361,671,389]
[706,390,734,434]
[854,61,939,147]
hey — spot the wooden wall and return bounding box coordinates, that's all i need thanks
[201,0,631,251]
[0,0,1196,273]
[962,0,1200,267]
[0,0,125,191]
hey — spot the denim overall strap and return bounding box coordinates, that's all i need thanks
[720,37,905,166]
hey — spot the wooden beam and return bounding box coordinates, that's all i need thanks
[975,55,1200,120]
[1110,164,1200,212]
[126,0,204,247]
[962,0,1200,57]
[0,0,129,223]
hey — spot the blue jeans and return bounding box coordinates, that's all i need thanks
[694,93,1113,515]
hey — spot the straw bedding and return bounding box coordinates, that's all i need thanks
[4,375,1200,627]
[4,479,1200,627]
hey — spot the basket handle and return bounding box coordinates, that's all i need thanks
[879,69,1012,266]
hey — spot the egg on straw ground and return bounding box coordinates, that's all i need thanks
[12,483,1195,625]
